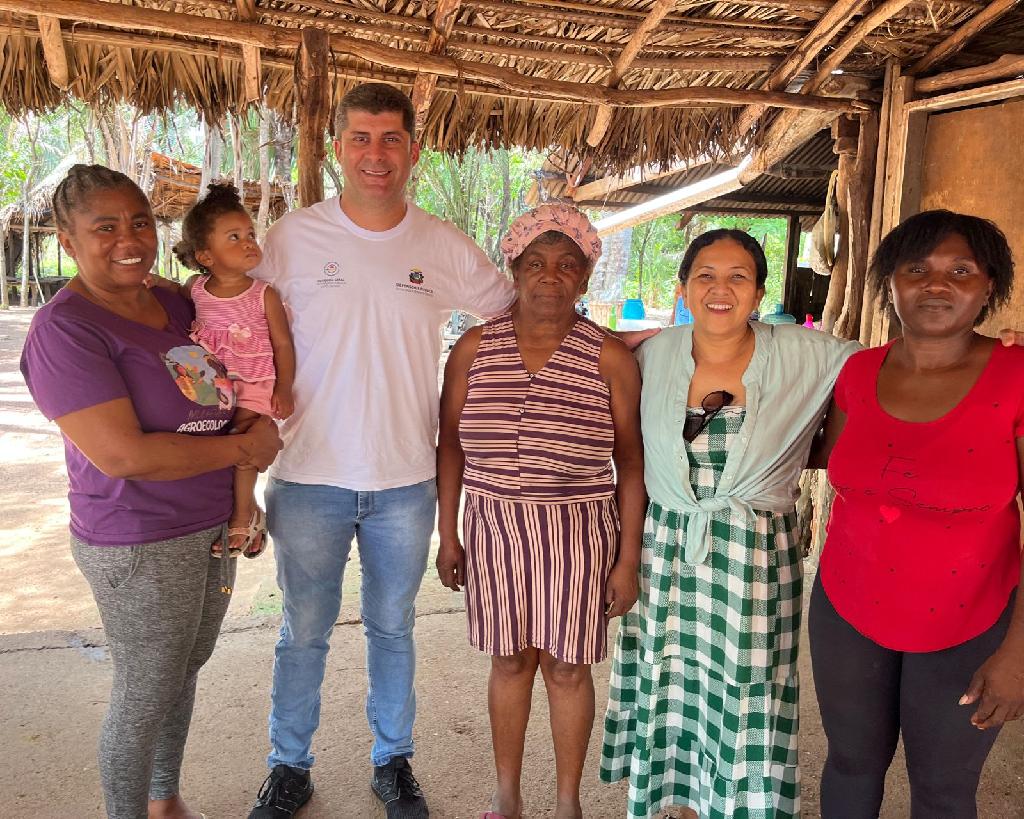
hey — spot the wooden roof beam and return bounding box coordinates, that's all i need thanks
[908,0,1022,75]
[586,0,677,147]
[734,0,868,136]
[915,54,1024,94]
[411,0,462,135]
[37,15,70,90]
[234,0,261,103]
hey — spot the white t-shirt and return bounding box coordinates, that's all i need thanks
[253,198,515,490]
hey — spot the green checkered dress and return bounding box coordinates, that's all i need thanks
[601,407,802,819]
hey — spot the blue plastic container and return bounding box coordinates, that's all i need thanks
[621,298,646,320]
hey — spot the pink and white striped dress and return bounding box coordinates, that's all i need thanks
[459,311,619,665]
[189,275,275,384]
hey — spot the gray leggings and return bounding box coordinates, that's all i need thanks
[809,575,1012,819]
[72,525,235,819]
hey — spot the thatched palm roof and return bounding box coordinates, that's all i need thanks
[2,1,1024,172]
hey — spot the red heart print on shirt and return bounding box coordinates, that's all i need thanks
[879,505,901,524]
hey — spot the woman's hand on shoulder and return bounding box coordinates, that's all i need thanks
[999,329,1024,347]
[960,646,1024,729]
[436,537,466,591]
[604,559,639,618]
[236,415,283,471]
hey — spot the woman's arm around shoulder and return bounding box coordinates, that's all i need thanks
[600,334,646,618]
[56,397,282,481]
[264,285,296,420]
[435,326,483,592]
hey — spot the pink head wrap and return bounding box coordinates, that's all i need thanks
[500,203,602,268]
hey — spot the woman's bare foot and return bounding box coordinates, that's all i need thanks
[554,797,583,819]
[491,787,522,818]
[148,794,203,819]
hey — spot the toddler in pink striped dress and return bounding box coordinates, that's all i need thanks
[170,183,295,557]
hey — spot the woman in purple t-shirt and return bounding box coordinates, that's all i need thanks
[20,165,281,819]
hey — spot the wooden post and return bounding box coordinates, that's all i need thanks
[781,214,802,314]
[835,111,879,341]
[234,0,261,103]
[411,0,462,135]
[865,64,926,345]
[821,115,858,333]
[295,27,330,207]
[37,15,70,89]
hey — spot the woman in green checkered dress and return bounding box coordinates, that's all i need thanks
[600,230,859,819]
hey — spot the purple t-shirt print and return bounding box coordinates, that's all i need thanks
[20,287,235,546]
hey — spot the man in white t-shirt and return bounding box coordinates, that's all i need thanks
[247,84,514,819]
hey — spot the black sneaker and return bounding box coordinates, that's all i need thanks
[371,757,429,818]
[248,764,314,818]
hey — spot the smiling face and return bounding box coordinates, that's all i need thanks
[333,109,419,214]
[57,185,158,290]
[195,210,262,277]
[889,232,993,336]
[682,238,765,333]
[512,235,591,321]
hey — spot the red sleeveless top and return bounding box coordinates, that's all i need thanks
[821,341,1024,652]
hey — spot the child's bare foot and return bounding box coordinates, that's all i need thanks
[148,794,203,819]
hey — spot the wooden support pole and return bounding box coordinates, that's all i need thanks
[821,115,857,333]
[864,64,924,345]
[296,27,330,208]
[585,0,677,147]
[235,0,261,103]
[781,213,802,315]
[908,0,1021,75]
[37,15,70,89]
[835,111,879,341]
[411,0,462,135]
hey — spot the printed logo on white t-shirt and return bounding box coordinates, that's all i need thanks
[317,261,346,288]
[396,268,435,297]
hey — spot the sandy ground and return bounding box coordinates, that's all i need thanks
[1,307,1021,818]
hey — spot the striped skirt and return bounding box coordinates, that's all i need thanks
[463,491,619,665]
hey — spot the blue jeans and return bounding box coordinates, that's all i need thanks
[265,477,436,770]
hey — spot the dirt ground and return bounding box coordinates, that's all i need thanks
[1,307,1021,818]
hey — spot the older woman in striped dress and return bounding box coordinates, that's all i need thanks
[437,204,646,819]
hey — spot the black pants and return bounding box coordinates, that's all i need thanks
[808,575,1013,819]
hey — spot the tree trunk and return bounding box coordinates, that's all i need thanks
[230,113,244,191]
[19,183,32,307]
[271,112,296,210]
[0,227,8,310]
[199,119,224,196]
[257,107,272,239]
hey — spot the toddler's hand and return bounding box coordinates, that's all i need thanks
[144,273,177,291]
[271,388,295,420]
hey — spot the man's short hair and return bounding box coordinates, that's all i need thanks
[335,83,416,140]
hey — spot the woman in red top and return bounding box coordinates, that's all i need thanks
[810,210,1024,817]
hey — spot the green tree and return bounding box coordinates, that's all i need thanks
[414,147,543,267]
